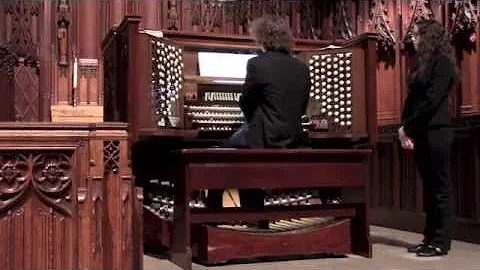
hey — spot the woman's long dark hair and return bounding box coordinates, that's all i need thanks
[411,19,455,81]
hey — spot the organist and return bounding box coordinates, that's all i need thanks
[206,15,311,220]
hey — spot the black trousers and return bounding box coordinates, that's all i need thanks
[413,128,454,250]
[207,124,267,226]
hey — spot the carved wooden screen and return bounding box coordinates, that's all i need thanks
[0,46,15,120]
[0,0,42,121]
[14,62,39,121]
[0,151,76,269]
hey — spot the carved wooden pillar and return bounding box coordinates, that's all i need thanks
[38,1,53,121]
[77,0,99,105]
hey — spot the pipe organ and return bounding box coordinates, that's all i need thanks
[103,16,377,268]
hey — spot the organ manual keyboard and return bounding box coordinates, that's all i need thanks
[102,16,378,269]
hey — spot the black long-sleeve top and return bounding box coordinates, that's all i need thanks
[401,54,456,137]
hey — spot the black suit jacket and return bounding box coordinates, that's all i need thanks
[401,55,456,138]
[239,50,310,148]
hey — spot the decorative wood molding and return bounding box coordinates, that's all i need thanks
[104,140,120,173]
[334,0,354,40]
[0,153,73,216]
[403,0,434,44]
[167,0,181,30]
[32,153,73,216]
[451,0,478,44]
[369,0,396,51]
[0,45,16,81]
[4,0,40,63]
[56,0,71,67]
[298,1,321,39]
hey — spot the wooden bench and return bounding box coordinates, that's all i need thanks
[157,148,372,269]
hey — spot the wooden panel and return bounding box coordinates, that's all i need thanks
[189,162,368,190]
[0,123,141,269]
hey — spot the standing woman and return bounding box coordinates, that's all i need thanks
[398,19,457,257]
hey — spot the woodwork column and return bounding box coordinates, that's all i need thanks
[77,0,99,106]
[110,0,124,27]
[39,1,53,121]
[141,0,157,29]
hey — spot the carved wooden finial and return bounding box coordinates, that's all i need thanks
[369,0,396,50]
[451,0,478,41]
[403,0,434,44]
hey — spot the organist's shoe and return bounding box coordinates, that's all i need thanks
[416,244,448,257]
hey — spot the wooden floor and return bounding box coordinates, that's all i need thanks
[144,226,480,270]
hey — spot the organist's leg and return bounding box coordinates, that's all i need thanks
[206,190,223,210]
[239,189,268,229]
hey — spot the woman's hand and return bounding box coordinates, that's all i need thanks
[398,126,415,150]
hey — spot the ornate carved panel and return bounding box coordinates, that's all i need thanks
[4,0,40,61]
[369,0,396,52]
[0,152,72,216]
[104,140,120,173]
[334,0,354,40]
[14,61,39,121]
[298,1,321,39]
[403,0,434,44]
[0,45,16,80]
[32,153,72,216]
[0,154,29,214]
[451,0,478,46]
[167,0,181,30]
[56,0,71,67]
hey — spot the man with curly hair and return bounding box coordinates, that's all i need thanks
[225,14,310,149]
[210,15,310,226]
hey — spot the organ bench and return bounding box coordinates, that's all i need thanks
[147,148,372,269]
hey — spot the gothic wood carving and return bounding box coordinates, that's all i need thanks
[32,153,73,216]
[56,0,71,67]
[0,45,16,80]
[0,153,73,216]
[167,0,180,30]
[334,1,354,40]
[451,0,478,46]
[369,0,396,51]
[104,140,120,173]
[0,154,29,214]
[403,0,434,45]
[4,0,40,64]
[14,60,39,121]
[201,1,223,32]
[298,1,321,39]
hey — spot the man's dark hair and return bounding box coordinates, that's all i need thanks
[249,15,293,52]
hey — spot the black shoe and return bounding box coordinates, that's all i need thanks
[416,244,448,257]
[407,243,427,253]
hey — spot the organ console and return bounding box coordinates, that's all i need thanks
[103,16,376,143]
[103,16,377,269]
